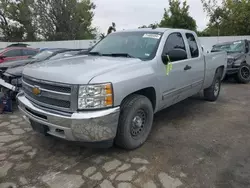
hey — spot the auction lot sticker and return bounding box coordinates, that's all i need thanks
[143,34,161,39]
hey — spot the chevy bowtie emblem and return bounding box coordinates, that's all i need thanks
[32,86,41,95]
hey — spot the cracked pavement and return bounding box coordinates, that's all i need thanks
[0,82,250,188]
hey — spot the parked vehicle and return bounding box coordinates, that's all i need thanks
[38,48,65,52]
[211,40,250,83]
[0,48,62,75]
[7,43,29,47]
[0,48,84,75]
[0,47,39,64]
[0,48,85,94]
[17,28,227,150]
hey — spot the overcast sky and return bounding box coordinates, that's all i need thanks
[92,0,209,33]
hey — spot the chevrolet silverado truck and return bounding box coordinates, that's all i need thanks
[211,40,250,83]
[17,28,227,150]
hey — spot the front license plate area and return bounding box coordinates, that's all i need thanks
[30,120,49,136]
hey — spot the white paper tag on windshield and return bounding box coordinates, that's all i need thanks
[143,34,161,39]
[233,41,242,44]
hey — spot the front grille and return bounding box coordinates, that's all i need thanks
[23,87,70,108]
[23,76,71,93]
[22,76,73,111]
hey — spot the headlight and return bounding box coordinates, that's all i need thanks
[227,59,235,65]
[78,83,113,109]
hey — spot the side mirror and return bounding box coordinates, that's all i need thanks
[162,48,187,64]
[0,55,6,59]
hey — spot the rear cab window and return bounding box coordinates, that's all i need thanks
[185,33,199,58]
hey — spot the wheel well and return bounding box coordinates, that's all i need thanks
[122,87,156,111]
[216,66,225,78]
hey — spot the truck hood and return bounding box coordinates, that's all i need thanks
[227,52,244,60]
[23,55,142,84]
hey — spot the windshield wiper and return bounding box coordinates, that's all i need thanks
[102,53,135,58]
[88,51,102,56]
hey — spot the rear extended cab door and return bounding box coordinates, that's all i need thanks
[182,32,205,96]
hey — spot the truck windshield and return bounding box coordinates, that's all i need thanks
[211,41,245,53]
[90,31,163,60]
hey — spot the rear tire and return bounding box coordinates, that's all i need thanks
[235,64,250,84]
[115,94,153,150]
[204,72,221,102]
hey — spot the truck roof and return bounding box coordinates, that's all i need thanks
[115,28,196,34]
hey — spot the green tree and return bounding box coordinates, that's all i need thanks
[0,0,96,41]
[0,0,36,41]
[34,0,96,41]
[202,0,250,36]
[159,0,197,31]
[138,23,158,29]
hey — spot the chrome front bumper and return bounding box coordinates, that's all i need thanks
[17,93,120,142]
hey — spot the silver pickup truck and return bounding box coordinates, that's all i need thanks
[17,28,227,150]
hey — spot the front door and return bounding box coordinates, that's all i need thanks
[158,32,191,109]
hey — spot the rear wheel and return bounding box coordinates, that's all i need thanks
[204,72,221,102]
[235,64,250,84]
[115,94,153,150]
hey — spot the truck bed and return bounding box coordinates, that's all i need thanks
[203,51,227,89]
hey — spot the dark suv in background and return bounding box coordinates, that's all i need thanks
[211,40,250,83]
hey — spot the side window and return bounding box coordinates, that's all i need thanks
[186,33,199,58]
[22,49,37,56]
[163,32,186,60]
[4,49,22,57]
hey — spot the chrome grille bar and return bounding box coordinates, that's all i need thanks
[22,75,74,112]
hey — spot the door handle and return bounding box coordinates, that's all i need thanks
[184,65,192,71]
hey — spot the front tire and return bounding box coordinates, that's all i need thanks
[235,64,250,84]
[204,72,221,102]
[115,94,154,150]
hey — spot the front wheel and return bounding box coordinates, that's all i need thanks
[115,94,154,150]
[204,73,221,102]
[235,64,250,84]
